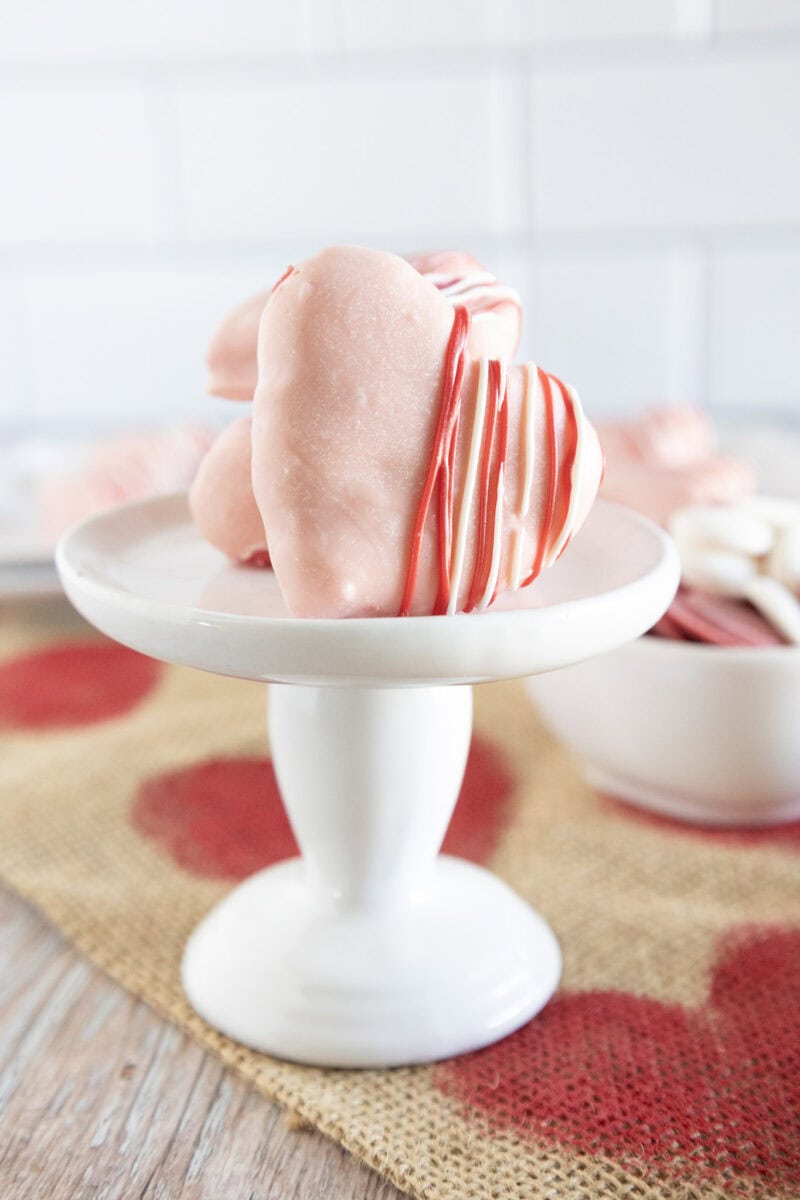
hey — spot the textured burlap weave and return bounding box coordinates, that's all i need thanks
[0,601,798,1200]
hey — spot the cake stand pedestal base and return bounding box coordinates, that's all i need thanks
[183,683,560,1067]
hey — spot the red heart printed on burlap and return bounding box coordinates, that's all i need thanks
[132,736,513,881]
[435,925,800,1191]
[0,640,162,730]
[251,246,602,618]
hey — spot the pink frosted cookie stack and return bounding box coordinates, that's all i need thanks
[190,245,603,618]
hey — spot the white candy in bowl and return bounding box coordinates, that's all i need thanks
[526,497,800,827]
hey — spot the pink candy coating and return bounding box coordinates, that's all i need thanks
[188,416,268,565]
[206,250,521,404]
[196,249,524,570]
[251,246,602,618]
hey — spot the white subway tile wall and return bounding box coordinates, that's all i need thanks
[175,74,526,243]
[0,86,156,245]
[0,269,29,424]
[21,263,282,423]
[531,0,677,42]
[715,0,800,34]
[709,244,800,411]
[1,0,313,62]
[342,0,524,49]
[529,249,706,415]
[531,55,800,232]
[0,0,797,429]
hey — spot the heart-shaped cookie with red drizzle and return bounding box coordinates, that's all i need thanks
[192,250,522,568]
[252,245,603,618]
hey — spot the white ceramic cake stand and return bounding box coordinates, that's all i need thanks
[57,494,678,1068]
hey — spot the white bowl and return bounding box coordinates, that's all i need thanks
[526,635,800,826]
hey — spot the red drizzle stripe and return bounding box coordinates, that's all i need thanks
[522,368,558,587]
[466,360,504,613]
[271,265,295,293]
[398,306,471,617]
[434,342,467,614]
[551,374,580,560]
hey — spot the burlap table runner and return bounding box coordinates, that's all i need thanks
[1,601,798,1199]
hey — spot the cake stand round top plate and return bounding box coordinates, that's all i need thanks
[57,493,679,687]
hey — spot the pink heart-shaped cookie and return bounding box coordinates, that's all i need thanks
[192,250,523,566]
[597,406,755,527]
[599,455,755,528]
[252,246,602,618]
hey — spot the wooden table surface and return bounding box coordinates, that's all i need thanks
[0,885,407,1200]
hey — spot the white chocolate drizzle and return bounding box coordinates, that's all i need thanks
[518,361,538,522]
[447,356,490,615]
[424,270,522,317]
[478,463,506,611]
[508,528,524,591]
[549,381,584,565]
[476,362,508,610]
[435,347,591,613]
